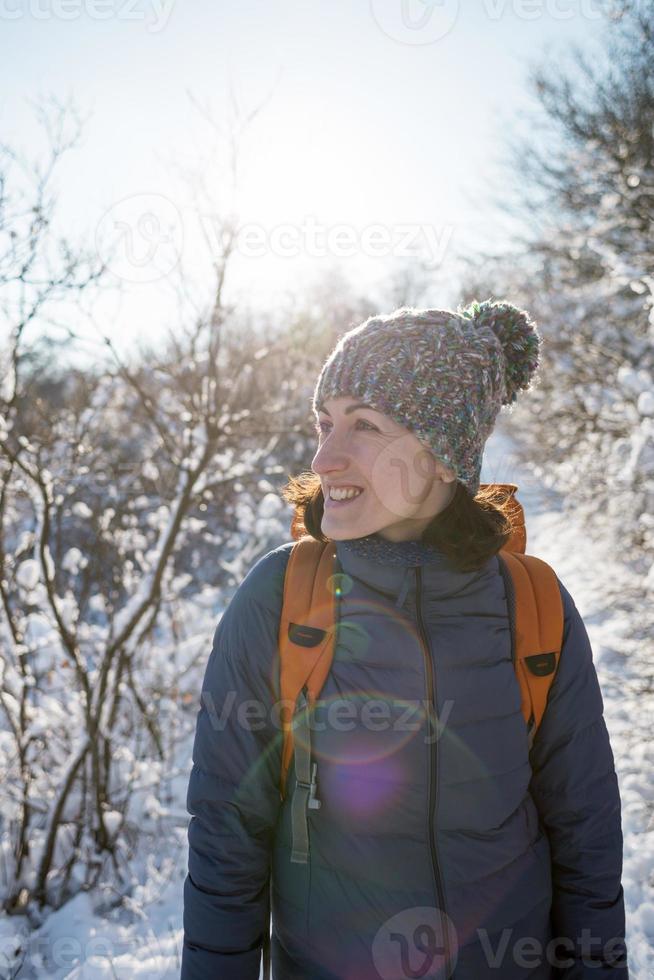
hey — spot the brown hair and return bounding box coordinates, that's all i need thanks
[279,473,520,574]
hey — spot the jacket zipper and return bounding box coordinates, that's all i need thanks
[415,566,453,978]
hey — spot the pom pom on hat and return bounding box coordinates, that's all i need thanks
[458,298,541,405]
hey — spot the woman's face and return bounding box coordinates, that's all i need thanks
[311,395,457,543]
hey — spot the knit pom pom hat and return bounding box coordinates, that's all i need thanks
[312,298,541,497]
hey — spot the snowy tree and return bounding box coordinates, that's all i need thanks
[0,96,105,915]
[461,0,654,586]
[0,98,298,922]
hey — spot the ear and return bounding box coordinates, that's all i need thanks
[434,460,457,483]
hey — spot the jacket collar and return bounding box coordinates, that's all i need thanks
[334,532,489,609]
[336,531,447,567]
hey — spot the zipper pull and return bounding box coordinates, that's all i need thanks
[395,566,412,609]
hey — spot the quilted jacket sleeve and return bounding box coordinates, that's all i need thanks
[528,577,629,979]
[181,544,291,980]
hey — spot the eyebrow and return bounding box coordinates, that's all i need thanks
[316,401,380,417]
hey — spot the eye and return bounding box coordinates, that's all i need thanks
[314,418,379,435]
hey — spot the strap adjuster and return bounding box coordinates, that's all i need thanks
[295,761,321,809]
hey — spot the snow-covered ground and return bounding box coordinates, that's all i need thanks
[1,419,652,978]
[485,420,654,979]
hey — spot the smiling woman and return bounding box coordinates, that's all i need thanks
[278,302,539,571]
[313,395,458,538]
[182,300,628,980]
[280,355,524,573]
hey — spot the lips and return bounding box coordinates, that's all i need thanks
[324,487,365,508]
[325,484,364,494]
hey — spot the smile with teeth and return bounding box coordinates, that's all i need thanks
[328,486,364,502]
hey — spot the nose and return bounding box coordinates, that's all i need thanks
[311,431,352,477]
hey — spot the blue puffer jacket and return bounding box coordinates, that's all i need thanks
[181,536,628,980]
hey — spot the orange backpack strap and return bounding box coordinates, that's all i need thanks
[498,551,565,749]
[278,536,338,802]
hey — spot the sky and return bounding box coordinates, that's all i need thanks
[0,0,609,361]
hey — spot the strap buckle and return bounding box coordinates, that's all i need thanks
[295,761,321,810]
